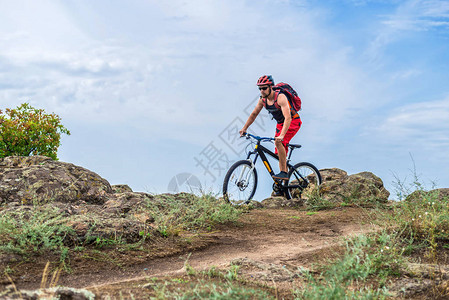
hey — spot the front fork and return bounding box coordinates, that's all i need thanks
[235,151,258,188]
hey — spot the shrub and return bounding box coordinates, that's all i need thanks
[0,103,70,159]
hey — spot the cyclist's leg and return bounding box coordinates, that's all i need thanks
[274,124,288,175]
[275,118,301,172]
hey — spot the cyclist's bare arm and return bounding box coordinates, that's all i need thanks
[239,98,264,136]
[276,94,292,140]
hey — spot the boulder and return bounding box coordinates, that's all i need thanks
[302,168,390,205]
[0,156,112,205]
[320,168,348,182]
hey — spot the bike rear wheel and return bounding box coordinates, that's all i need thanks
[223,160,258,205]
[285,162,321,200]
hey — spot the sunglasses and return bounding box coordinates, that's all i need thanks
[259,86,269,91]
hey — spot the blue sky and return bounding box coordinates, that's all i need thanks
[1,0,448,200]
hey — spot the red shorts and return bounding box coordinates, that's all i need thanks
[275,118,301,155]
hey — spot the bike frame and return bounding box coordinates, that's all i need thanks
[246,141,295,178]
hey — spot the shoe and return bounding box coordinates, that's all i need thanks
[272,171,288,180]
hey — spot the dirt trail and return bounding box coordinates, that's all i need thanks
[83,207,375,292]
[6,207,376,296]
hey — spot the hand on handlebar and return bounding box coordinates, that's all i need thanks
[239,129,247,137]
[275,135,284,143]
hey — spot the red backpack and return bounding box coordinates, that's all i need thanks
[261,82,302,116]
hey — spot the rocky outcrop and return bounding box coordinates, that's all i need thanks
[304,168,390,204]
[259,168,390,208]
[0,157,391,242]
[0,156,156,246]
[0,156,112,205]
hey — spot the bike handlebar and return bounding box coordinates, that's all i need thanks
[242,132,275,142]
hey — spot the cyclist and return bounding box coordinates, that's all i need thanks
[239,75,301,181]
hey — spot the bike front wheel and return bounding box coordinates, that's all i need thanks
[285,162,321,200]
[223,160,258,205]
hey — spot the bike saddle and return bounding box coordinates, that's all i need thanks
[287,144,302,149]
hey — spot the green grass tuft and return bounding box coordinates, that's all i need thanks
[0,207,75,257]
[296,231,404,299]
[146,193,242,236]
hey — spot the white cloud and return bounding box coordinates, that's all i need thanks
[382,0,449,31]
[0,1,88,55]
[390,69,422,81]
[365,0,449,63]
[367,97,449,150]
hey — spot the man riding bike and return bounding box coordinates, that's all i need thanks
[239,75,302,182]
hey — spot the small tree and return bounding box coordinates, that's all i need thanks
[0,103,70,160]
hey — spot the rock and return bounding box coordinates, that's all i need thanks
[405,263,449,279]
[259,168,389,207]
[302,168,390,205]
[133,212,155,224]
[2,287,96,300]
[0,156,112,205]
[319,168,348,182]
[0,253,21,264]
[231,258,300,282]
[261,196,303,208]
[388,278,433,298]
[103,192,152,215]
[1,193,156,246]
[388,263,449,297]
[60,200,154,244]
[67,220,90,236]
[246,200,264,209]
[218,198,264,208]
[54,287,95,300]
[112,184,133,193]
[345,172,390,201]
[406,188,449,202]
[86,216,145,243]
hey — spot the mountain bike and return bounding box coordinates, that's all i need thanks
[222,133,322,205]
